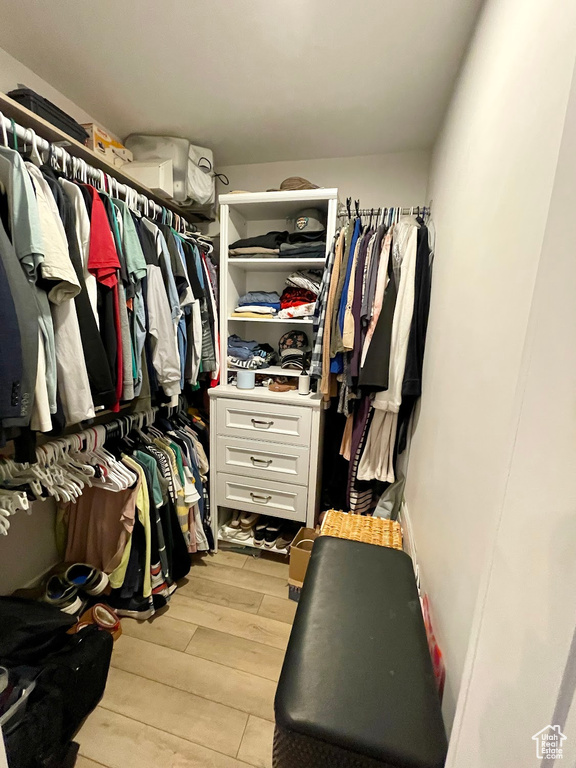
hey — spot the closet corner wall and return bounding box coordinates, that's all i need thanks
[209,189,339,551]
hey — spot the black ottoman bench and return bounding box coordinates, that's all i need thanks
[274,536,448,768]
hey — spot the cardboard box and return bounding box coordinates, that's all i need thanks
[288,527,319,588]
[82,123,133,166]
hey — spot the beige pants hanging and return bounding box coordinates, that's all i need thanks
[356,410,399,483]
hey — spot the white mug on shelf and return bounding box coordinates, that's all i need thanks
[237,369,256,389]
[298,373,310,395]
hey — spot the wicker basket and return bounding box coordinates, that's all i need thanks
[320,510,403,550]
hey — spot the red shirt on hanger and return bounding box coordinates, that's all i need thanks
[84,184,123,410]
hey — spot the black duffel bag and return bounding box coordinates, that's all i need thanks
[0,598,113,768]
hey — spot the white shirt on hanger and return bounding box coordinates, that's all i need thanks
[60,178,98,326]
[146,264,182,397]
[373,219,419,413]
[26,164,95,425]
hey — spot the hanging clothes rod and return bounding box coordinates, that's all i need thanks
[0,108,198,233]
[337,205,430,217]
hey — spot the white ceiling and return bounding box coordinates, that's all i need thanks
[0,0,482,166]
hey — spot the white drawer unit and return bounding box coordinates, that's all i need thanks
[217,398,311,445]
[217,437,310,485]
[210,387,325,549]
[209,187,337,551]
[209,387,325,551]
[218,473,307,522]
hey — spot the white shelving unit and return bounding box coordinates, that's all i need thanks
[209,188,339,552]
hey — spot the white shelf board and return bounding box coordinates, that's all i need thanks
[219,188,339,221]
[209,383,323,408]
[229,316,313,324]
[229,257,326,271]
[218,531,290,556]
[229,365,304,378]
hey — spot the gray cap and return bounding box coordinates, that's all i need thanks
[290,208,326,233]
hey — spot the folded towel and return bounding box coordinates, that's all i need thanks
[228,356,270,369]
[228,334,259,350]
[237,291,281,307]
[231,311,276,319]
[277,302,315,319]
[229,247,280,257]
[234,305,277,314]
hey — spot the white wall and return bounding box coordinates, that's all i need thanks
[0,45,97,126]
[404,0,576,731]
[218,150,430,210]
[0,500,58,594]
[447,56,576,767]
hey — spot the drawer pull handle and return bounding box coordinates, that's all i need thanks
[250,492,272,503]
[251,418,274,429]
[251,456,272,467]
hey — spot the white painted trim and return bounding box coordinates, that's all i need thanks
[21,562,57,590]
[219,188,339,206]
[399,501,421,594]
[0,725,8,768]
[399,501,417,563]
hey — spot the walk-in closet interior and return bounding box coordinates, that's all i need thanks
[0,2,575,767]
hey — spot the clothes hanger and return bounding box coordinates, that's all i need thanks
[24,128,43,167]
[0,112,9,148]
[9,119,18,151]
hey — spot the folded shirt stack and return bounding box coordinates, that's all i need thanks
[286,269,322,293]
[280,229,326,258]
[228,334,277,369]
[279,240,326,258]
[232,291,281,318]
[229,231,288,259]
[277,270,323,319]
[229,246,279,257]
[228,227,326,259]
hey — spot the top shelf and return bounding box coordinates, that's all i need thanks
[0,92,201,224]
[219,188,339,221]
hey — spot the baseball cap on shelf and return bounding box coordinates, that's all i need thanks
[289,207,326,234]
[266,177,320,192]
[278,331,311,371]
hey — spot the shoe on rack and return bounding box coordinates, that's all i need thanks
[253,518,269,547]
[42,574,85,615]
[240,512,260,531]
[276,524,298,552]
[229,511,241,529]
[234,527,254,541]
[263,520,282,549]
[64,563,109,596]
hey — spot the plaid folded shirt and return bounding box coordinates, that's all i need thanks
[310,233,339,377]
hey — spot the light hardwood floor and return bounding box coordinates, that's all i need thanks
[76,550,294,768]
